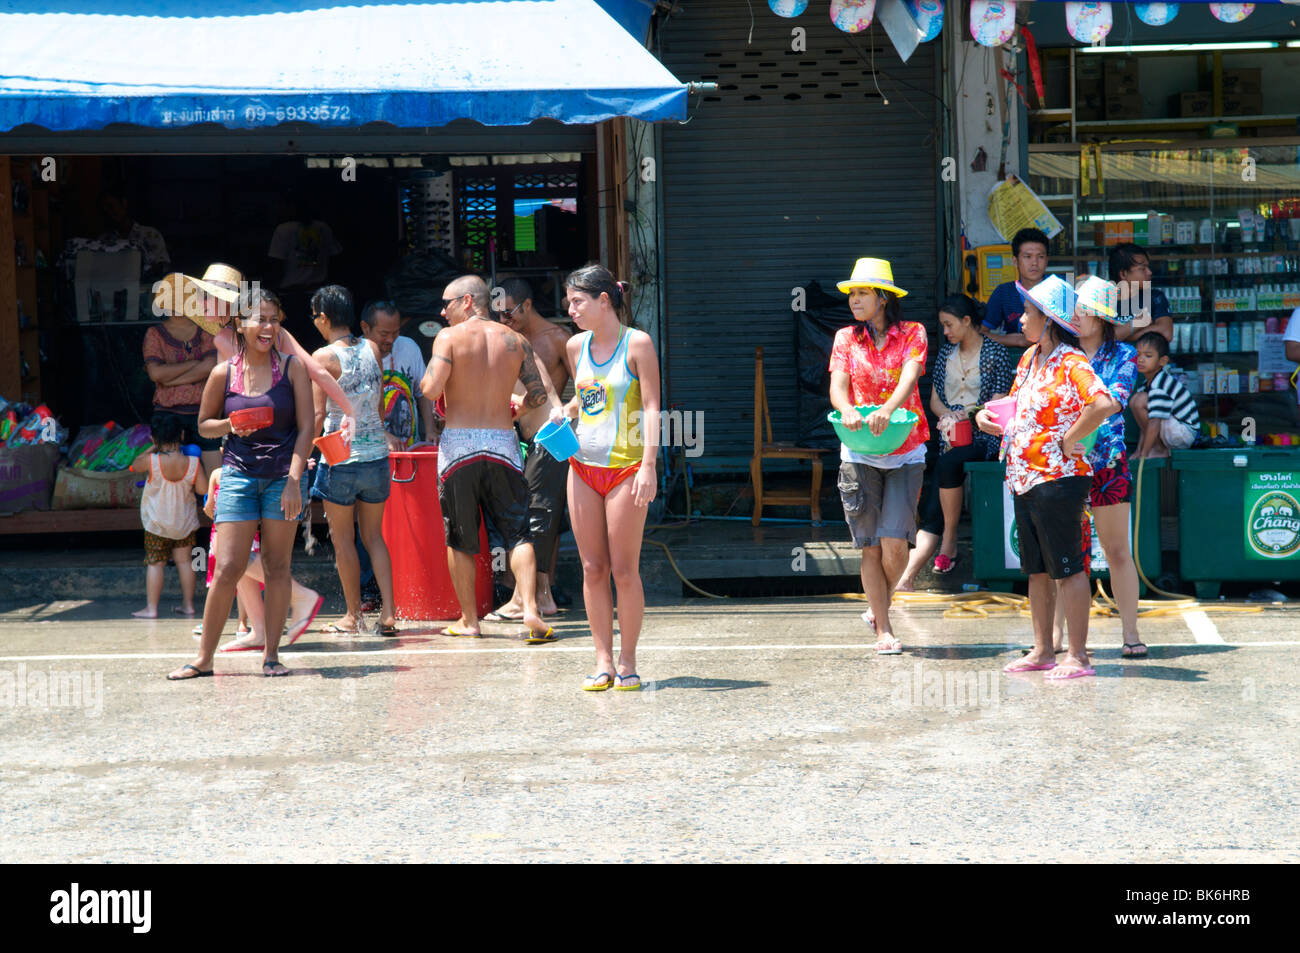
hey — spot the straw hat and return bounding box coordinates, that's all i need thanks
[836,258,908,297]
[188,263,244,302]
[1075,275,1122,323]
[170,263,246,335]
[1018,275,1081,335]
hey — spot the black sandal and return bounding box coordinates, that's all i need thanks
[167,664,213,681]
[263,660,292,677]
[1121,641,1149,659]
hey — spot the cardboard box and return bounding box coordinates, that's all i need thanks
[1171,91,1213,118]
[1095,221,1135,247]
[1223,92,1263,116]
[1103,57,1139,96]
[1221,68,1261,95]
[0,444,60,515]
[1106,93,1143,120]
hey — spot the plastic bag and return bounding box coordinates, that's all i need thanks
[6,404,66,448]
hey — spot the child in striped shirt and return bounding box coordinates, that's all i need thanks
[1132,331,1199,458]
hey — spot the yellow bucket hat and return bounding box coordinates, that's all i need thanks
[836,257,908,297]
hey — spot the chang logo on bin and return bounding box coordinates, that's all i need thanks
[1247,490,1300,559]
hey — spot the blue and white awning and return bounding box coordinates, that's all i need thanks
[0,0,687,132]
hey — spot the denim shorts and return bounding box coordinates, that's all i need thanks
[215,469,309,523]
[311,456,391,506]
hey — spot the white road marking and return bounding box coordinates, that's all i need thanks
[1183,610,1225,644]
[0,641,1296,664]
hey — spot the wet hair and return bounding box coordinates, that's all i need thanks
[1012,227,1050,257]
[939,293,983,327]
[499,277,534,309]
[310,284,355,330]
[1136,331,1169,359]
[149,412,185,448]
[565,264,626,314]
[360,300,400,327]
[1109,243,1149,281]
[233,287,283,357]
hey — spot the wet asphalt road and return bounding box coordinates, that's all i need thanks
[1,595,1297,862]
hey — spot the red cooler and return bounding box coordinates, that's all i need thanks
[384,445,493,621]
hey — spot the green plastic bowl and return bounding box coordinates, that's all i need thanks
[1079,428,1099,454]
[828,406,919,454]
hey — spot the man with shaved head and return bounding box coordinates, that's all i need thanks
[421,275,563,641]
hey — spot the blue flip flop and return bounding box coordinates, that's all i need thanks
[613,672,642,691]
[583,671,615,692]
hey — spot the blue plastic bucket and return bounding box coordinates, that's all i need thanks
[534,419,579,461]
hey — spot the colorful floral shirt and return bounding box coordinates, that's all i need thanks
[1001,343,1110,495]
[829,321,930,457]
[1083,341,1137,470]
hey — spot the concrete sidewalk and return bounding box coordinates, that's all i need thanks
[1,594,1297,862]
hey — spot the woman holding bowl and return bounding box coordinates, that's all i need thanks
[976,276,1117,680]
[1051,276,1145,658]
[829,258,929,655]
[168,288,315,681]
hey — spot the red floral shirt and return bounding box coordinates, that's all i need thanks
[1002,343,1109,495]
[829,321,930,457]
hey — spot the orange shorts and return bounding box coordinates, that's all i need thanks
[570,459,640,498]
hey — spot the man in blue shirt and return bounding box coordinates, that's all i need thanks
[981,227,1049,349]
[1109,243,1173,343]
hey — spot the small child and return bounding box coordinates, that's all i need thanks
[1131,331,1199,458]
[131,414,208,618]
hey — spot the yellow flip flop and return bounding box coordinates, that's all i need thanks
[443,626,481,638]
[525,626,556,645]
[613,673,642,691]
[583,672,615,692]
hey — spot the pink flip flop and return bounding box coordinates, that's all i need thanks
[1044,665,1096,680]
[1003,659,1057,673]
[284,594,324,646]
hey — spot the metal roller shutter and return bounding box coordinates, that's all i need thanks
[657,3,941,468]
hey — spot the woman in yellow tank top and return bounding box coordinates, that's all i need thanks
[561,265,661,692]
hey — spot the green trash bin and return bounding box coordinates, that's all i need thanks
[968,459,1165,594]
[1171,448,1300,600]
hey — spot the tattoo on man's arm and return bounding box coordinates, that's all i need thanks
[431,352,453,366]
[519,346,548,409]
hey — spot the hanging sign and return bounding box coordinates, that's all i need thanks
[970,0,1016,47]
[905,0,945,41]
[1064,2,1114,43]
[1210,2,1255,20]
[830,0,877,32]
[1245,471,1300,560]
[1135,2,1180,23]
[768,0,809,17]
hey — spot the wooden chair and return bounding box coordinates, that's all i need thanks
[749,346,827,526]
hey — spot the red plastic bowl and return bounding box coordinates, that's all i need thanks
[229,406,275,431]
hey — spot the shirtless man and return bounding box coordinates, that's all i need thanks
[483,277,573,620]
[421,275,563,641]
